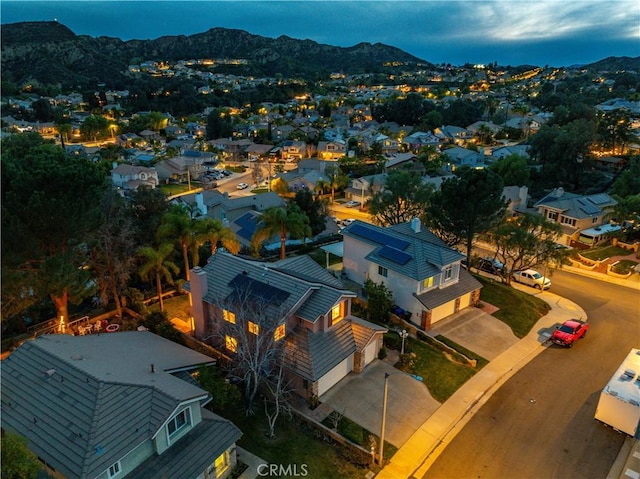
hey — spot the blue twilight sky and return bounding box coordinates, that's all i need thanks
[1,1,638,67]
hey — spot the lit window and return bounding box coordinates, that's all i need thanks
[274,324,286,341]
[108,462,121,478]
[225,335,237,352]
[331,302,344,325]
[248,321,259,335]
[214,451,230,476]
[378,265,388,277]
[422,276,434,289]
[223,309,236,324]
[168,409,190,440]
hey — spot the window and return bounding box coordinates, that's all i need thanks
[214,450,230,476]
[168,409,190,439]
[443,266,453,281]
[225,335,237,353]
[560,216,576,227]
[422,276,434,290]
[223,309,236,324]
[331,302,344,325]
[274,323,286,341]
[378,265,388,277]
[248,321,259,335]
[592,217,599,223]
[547,211,558,221]
[108,462,121,478]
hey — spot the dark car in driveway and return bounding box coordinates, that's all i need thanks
[475,257,505,276]
[551,319,589,347]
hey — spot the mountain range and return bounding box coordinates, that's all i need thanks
[0,21,426,88]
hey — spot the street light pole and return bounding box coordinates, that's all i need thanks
[399,329,408,355]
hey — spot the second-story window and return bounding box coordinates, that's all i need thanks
[274,324,286,341]
[248,321,259,335]
[225,335,237,353]
[331,302,345,325]
[443,266,453,281]
[223,309,236,324]
[168,408,190,440]
[422,276,434,290]
[378,265,388,277]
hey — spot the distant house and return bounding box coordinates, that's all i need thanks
[345,173,387,204]
[281,140,309,161]
[384,152,420,171]
[111,163,159,192]
[341,219,482,329]
[1,332,242,479]
[187,252,387,399]
[532,187,618,246]
[441,146,487,170]
[434,125,474,145]
[317,140,346,161]
[175,191,285,224]
[502,185,530,215]
[155,156,207,182]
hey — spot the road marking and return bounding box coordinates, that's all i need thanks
[624,468,639,479]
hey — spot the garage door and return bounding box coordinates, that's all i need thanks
[364,339,378,366]
[431,301,456,324]
[459,292,471,309]
[317,356,354,397]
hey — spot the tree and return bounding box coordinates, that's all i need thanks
[1,134,107,327]
[492,215,567,285]
[369,170,434,226]
[263,360,293,438]
[325,165,349,204]
[489,154,531,187]
[79,114,109,141]
[1,432,42,479]
[363,279,393,323]
[195,365,242,410]
[426,167,507,265]
[89,191,137,317]
[138,243,179,311]
[611,157,640,198]
[191,218,240,266]
[128,186,170,246]
[291,189,327,236]
[157,204,196,281]
[206,108,233,140]
[252,205,311,260]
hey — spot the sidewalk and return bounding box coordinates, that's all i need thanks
[376,284,588,479]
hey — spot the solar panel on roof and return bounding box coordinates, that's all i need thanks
[577,199,600,215]
[228,274,290,304]
[378,245,412,265]
[587,194,611,205]
[349,223,410,250]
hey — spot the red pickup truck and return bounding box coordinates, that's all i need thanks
[551,319,589,348]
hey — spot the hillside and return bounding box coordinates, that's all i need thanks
[0,21,428,88]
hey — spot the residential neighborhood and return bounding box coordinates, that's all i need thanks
[2,20,640,479]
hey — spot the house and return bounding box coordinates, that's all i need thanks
[111,163,159,192]
[281,140,309,161]
[277,169,327,193]
[532,187,618,246]
[187,253,387,399]
[402,131,440,152]
[434,125,474,145]
[1,332,242,479]
[317,140,346,161]
[502,185,530,215]
[271,125,295,141]
[384,152,420,171]
[441,146,487,170]
[341,219,482,330]
[344,173,387,204]
[155,156,207,182]
[176,191,285,224]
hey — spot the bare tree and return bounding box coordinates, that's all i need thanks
[210,282,290,415]
[263,360,293,438]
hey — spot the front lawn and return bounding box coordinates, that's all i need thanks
[476,276,550,338]
[158,183,199,196]
[611,259,639,274]
[215,403,373,478]
[579,245,631,261]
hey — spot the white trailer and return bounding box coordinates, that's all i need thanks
[594,348,640,437]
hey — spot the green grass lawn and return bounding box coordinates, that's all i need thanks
[579,245,631,261]
[476,276,550,338]
[216,404,373,478]
[612,259,639,274]
[149,293,191,321]
[158,183,199,196]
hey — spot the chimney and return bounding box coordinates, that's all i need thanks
[189,266,208,337]
[150,364,155,373]
[195,192,207,216]
[518,186,528,208]
[411,217,421,233]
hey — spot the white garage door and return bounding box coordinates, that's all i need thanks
[364,339,378,366]
[317,356,353,396]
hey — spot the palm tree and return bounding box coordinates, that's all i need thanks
[325,165,348,204]
[314,179,329,198]
[138,243,180,311]
[157,205,195,281]
[252,206,311,260]
[191,218,240,266]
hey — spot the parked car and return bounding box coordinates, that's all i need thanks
[512,269,551,289]
[551,319,589,347]
[236,182,249,190]
[340,218,356,227]
[475,257,505,276]
[344,200,361,208]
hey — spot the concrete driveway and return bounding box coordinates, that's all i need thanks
[429,307,519,361]
[318,357,441,448]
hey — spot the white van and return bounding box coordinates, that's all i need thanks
[512,269,551,290]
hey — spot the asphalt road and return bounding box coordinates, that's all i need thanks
[423,270,640,479]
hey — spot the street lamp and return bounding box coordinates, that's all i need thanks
[378,371,422,466]
[399,329,408,355]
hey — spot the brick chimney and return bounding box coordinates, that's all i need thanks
[189,266,208,337]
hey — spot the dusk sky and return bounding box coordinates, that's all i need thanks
[1,1,638,67]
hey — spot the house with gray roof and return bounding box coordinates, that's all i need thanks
[177,191,285,224]
[1,331,241,479]
[187,252,387,399]
[111,163,159,193]
[532,187,618,247]
[341,219,482,329]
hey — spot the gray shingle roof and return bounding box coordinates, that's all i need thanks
[195,252,354,323]
[127,413,241,479]
[343,220,464,280]
[415,269,482,310]
[1,332,217,479]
